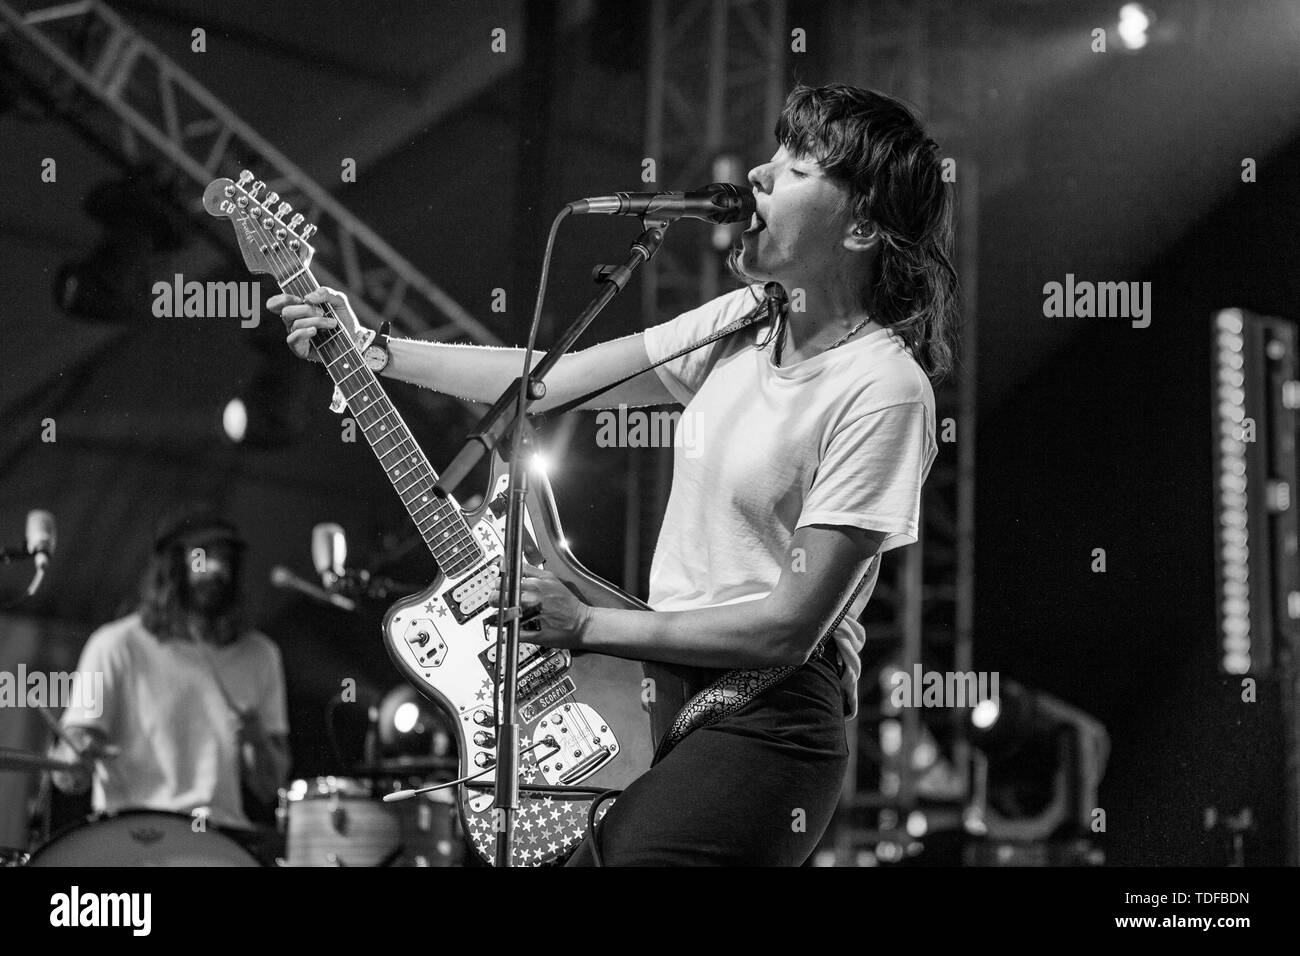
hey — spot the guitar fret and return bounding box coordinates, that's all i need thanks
[278,272,483,572]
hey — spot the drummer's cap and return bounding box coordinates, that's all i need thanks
[152,504,247,554]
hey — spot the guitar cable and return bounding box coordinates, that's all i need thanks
[586,788,622,867]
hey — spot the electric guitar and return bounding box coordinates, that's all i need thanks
[203,171,695,865]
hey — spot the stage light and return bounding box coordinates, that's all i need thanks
[220,362,309,447]
[393,701,420,735]
[54,171,185,323]
[376,684,453,763]
[1117,3,1153,50]
[906,811,928,838]
[971,696,1000,730]
[222,398,248,442]
[530,451,551,476]
[1213,309,1254,674]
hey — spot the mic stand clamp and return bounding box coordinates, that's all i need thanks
[436,218,670,867]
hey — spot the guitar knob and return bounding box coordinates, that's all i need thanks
[301,224,317,241]
[473,752,495,768]
[265,191,280,206]
[473,731,495,748]
[472,710,492,727]
[277,202,293,218]
[288,213,304,230]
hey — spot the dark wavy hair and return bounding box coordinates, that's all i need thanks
[138,540,244,645]
[734,84,960,381]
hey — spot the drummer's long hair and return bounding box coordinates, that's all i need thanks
[137,540,245,646]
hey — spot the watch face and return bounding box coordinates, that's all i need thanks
[363,345,387,370]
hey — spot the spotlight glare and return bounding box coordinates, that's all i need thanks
[222,398,248,443]
[1118,3,1152,50]
[393,701,420,735]
[971,697,1001,730]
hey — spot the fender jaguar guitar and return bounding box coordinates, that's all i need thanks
[203,171,696,866]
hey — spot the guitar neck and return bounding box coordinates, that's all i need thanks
[279,270,485,579]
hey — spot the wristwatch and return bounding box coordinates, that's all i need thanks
[361,321,392,373]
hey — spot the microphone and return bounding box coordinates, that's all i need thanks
[270,565,356,611]
[26,510,55,573]
[311,523,347,586]
[567,183,755,224]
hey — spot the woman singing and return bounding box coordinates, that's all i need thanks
[271,83,958,866]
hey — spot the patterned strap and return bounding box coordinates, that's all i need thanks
[652,567,873,764]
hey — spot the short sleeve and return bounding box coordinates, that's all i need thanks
[59,627,123,738]
[643,285,763,404]
[257,640,289,736]
[797,400,936,553]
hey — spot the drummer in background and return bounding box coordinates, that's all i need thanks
[49,507,290,835]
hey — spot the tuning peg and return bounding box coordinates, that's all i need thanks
[301,224,317,241]
[265,191,280,207]
[288,213,304,230]
[250,180,265,198]
[237,170,253,187]
[276,202,292,219]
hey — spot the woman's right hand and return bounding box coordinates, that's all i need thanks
[268,287,362,361]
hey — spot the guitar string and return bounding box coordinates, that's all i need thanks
[254,207,605,797]
[274,250,477,567]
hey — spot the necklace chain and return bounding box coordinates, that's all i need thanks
[825,316,873,351]
[772,311,872,366]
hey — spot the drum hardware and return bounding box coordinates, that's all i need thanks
[278,775,462,867]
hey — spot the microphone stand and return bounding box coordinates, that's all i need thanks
[435,217,670,867]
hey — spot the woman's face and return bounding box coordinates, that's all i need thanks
[739,144,856,286]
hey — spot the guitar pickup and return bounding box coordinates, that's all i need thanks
[441,557,501,624]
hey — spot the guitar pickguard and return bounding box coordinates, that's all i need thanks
[382,474,648,866]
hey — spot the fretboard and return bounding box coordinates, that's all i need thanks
[278,271,484,579]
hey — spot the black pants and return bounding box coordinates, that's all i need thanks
[565,654,849,866]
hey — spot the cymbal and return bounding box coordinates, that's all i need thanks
[0,746,83,775]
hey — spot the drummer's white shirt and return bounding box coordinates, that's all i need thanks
[643,285,937,718]
[60,613,288,828]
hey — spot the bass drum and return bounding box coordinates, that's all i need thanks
[27,811,260,867]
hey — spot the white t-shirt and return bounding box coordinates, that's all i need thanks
[643,284,937,717]
[60,613,288,828]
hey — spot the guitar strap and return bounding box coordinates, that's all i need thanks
[531,286,778,423]
[651,568,872,764]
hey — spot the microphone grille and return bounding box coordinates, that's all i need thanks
[25,510,55,553]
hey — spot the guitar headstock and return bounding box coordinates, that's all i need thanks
[202,170,316,283]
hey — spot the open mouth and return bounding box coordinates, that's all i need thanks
[745,212,766,233]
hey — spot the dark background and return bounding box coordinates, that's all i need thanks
[2,0,1299,864]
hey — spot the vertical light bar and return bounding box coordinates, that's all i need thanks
[1214,308,1252,674]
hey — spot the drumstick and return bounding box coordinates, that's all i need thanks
[37,706,120,758]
